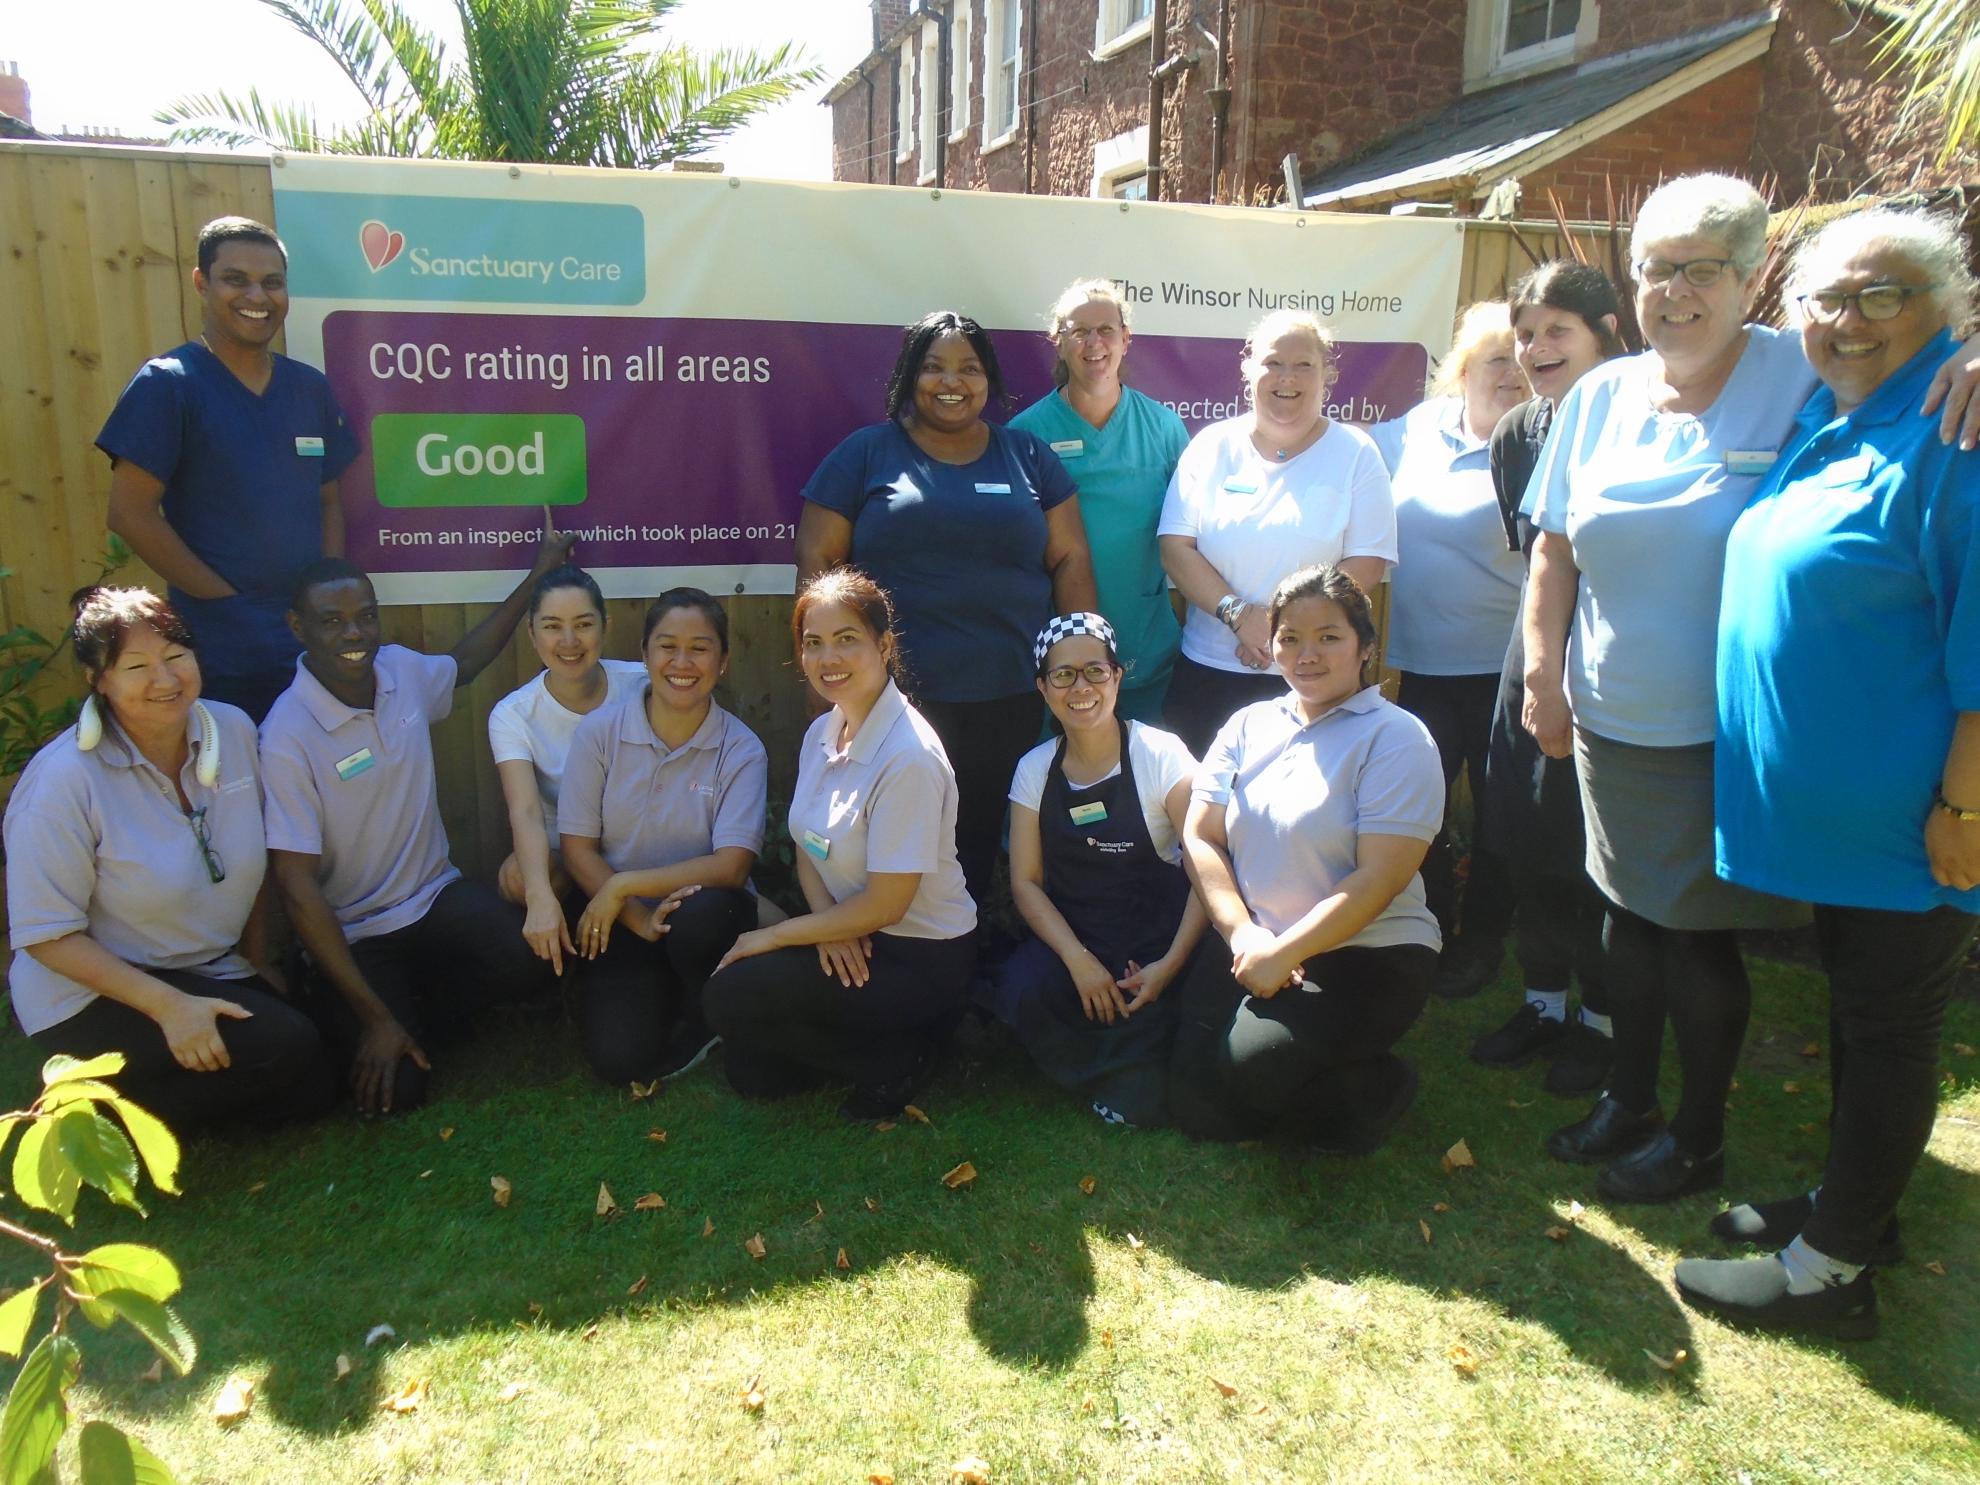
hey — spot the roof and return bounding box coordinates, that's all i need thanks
[1302,13,1776,210]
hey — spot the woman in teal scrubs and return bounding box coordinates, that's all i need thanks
[1011,279,1189,721]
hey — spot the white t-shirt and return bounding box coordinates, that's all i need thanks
[1008,721,1198,864]
[1158,416,1396,672]
[486,660,646,833]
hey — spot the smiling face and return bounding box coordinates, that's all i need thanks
[1271,595,1369,714]
[643,605,726,713]
[90,622,202,738]
[529,584,606,684]
[799,600,892,714]
[292,577,382,690]
[1036,634,1121,736]
[194,240,288,353]
[1054,299,1131,396]
[911,331,991,435]
[1461,329,1528,435]
[1634,235,1752,373]
[1799,243,1949,414]
[1246,328,1330,434]
[1514,303,1613,403]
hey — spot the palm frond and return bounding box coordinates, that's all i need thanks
[155,88,333,152]
[603,43,824,168]
[1875,0,1980,164]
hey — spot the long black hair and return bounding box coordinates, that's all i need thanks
[884,310,1009,421]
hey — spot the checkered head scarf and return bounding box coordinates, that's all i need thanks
[1034,612,1119,671]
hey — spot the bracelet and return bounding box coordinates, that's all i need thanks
[1936,789,1980,823]
[1215,593,1249,630]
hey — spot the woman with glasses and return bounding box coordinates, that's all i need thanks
[1673,208,1980,1339]
[1010,280,1190,722]
[3,587,335,1129]
[988,613,1206,1127]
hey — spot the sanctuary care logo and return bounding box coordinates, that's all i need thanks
[360,219,406,272]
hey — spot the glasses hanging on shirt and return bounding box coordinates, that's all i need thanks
[187,806,227,885]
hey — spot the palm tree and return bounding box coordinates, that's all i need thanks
[1876,0,1980,164]
[158,0,821,168]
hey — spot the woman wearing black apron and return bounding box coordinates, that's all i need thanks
[992,614,1206,1126]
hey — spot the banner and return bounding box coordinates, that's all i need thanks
[274,156,1466,604]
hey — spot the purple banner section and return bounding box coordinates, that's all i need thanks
[322,311,1429,577]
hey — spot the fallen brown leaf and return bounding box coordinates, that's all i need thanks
[1730,1078,1743,1092]
[1126,1232,1146,1252]
[1926,1260,1948,1277]
[941,1161,978,1190]
[1419,1219,1433,1245]
[1432,1202,1452,1214]
[629,1080,660,1101]
[744,1232,767,1260]
[1544,1226,1571,1242]
[1954,1043,1976,1058]
[873,1121,898,1133]
[864,1196,880,1212]
[1782,1081,1802,1095]
[526,1302,544,1318]
[837,1247,851,1270]
[740,1374,765,1412]
[1797,1121,1820,1135]
[416,1170,433,1180]
[439,1126,456,1140]
[1799,1043,1821,1059]
[627,1274,649,1296]
[1506,1098,1533,1109]
[1078,1176,1097,1196]
[1079,1393,1097,1414]
[580,1323,600,1342]
[869,1475,896,1485]
[1099,1329,1113,1348]
[490,1175,513,1208]
[497,1381,530,1402]
[1566,1200,1586,1223]
[139,1359,163,1384]
[245,1181,267,1195]
[1210,1376,1239,1398]
[806,1199,825,1223]
[647,1128,668,1144]
[950,1458,992,1485]
[904,1104,931,1125]
[1250,1401,1272,1416]
[334,1354,354,1382]
[378,1377,429,1414]
[1441,1138,1476,1173]
[1645,1348,1688,1372]
[1446,1344,1479,1377]
[597,1183,619,1217]
[633,1192,666,1212]
[213,1375,255,1424]
[703,1216,716,1238]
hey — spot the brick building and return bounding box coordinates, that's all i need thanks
[825,1,1972,216]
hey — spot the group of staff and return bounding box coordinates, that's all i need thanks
[7,177,1980,1343]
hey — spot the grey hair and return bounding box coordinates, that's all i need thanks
[1045,277,1135,334]
[1631,173,1770,279]
[1786,206,1977,338]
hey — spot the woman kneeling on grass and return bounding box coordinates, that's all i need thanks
[1168,565,1444,1152]
[704,569,978,1122]
[989,612,1206,1127]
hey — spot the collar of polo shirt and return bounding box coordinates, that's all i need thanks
[821,680,910,765]
[1275,684,1384,728]
[1438,395,1488,457]
[624,693,729,752]
[293,651,398,732]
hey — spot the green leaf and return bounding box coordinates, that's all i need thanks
[0,1333,79,1485]
[89,1293,196,1378]
[0,1282,46,1359]
[0,1117,22,1167]
[10,1113,83,1224]
[37,1080,123,1112]
[106,1099,181,1197]
[41,1053,126,1088]
[78,1420,177,1485]
[57,1111,142,1214]
[72,1245,182,1305]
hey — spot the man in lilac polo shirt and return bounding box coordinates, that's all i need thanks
[262,520,574,1114]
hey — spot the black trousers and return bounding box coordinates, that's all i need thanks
[1168,938,1436,1142]
[1396,670,1515,945]
[916,692,1043,910]
[314,877,553,1111]
[704,930,977,1095]
[1513,864,1610,1010]
[32,970,337,1132]
[1803,902,1978,1264]
[1163,654,1286,759]
[576,886,754,1083]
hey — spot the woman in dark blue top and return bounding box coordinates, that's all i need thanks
[795,311,1098,906]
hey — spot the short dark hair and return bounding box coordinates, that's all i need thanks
[792,567,905,686]
[289,557,372,614]
[643,587,729,652]
[70,586,195,677]
[530,564,606,621]
[1268,564,1380,687]
[198,216,287,275]
[1508,260,1627,359]
[884,310,1008,421]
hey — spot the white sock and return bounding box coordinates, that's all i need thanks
[1779,1233,1862,1296]
[1525,988,1568,1023]
[1578,1008,1613,1037]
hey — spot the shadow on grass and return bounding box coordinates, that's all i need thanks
[2,954,1973,1440]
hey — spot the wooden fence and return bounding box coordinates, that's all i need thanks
[0,140,1611,882]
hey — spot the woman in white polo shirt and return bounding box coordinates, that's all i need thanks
[4,587,334,1129]
[487,565,645,974]
[705,568,977,1123]
[1169,565,1444,1152]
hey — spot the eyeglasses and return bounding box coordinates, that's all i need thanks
[1635,257,1737,288]
[187,806,226,885]
[1795,283,1939,322]
[1044,663,1117,689]
[1060,323,1123,342]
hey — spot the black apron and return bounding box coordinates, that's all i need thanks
[1010,722,1192,1125]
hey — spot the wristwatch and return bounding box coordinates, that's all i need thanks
[1935,789,1980,823]
[1215,593,1249,630]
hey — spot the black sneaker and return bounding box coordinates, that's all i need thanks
[1597,1131,1724,1203]
[1675,1261,1878,1341]
[1709,1193,1905,1267]
[1545,1094,1664,1165]
[1470,1003,1566,1068]
[1542,1019,1614,1096]
[656,1025,720,1080]
[1431,937,1504,1000]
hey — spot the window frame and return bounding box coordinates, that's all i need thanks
[1095,0,1156,59]
[917,19,941,181]
[896,37,916,163]
[949,1,973,142]
[982,0,1022,151]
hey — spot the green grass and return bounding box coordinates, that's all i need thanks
[3,956,1977,1484]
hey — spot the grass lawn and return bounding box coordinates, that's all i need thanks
[3,954,1976,1484]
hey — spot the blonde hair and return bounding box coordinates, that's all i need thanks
[1241,309,1337,389]
[1428,300,1514,399]
[1045,278,1134,388]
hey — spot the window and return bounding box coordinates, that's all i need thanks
[984,0,1021,146]
[1465,0,1591,84]
[918,20,941,178]
[1107,171,1148,201]
[1502,0,1580,60]
[1090,125,1149,200]
[896,39,916,162]
[949,2,972,140]
[1096,0,1155,54]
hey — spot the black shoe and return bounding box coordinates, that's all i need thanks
[1598,1131,1724,1203]
[839,1077,916,1123]
[1470,1003,1566,1068]
[1431,937,1504,1000]
[1545,1094,1664,1165]
[1314,1056,1419,1157]
[1675,1262,1879,1341]
[1542,1020,1614,1096]
[656,1024,720,1080]
[1709,1193,1905,1267]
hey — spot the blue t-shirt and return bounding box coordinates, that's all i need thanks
[1523,325,1814,745]
[1716,329,1980,912]
[801,420,1077,703]
[1009,387,1187,698]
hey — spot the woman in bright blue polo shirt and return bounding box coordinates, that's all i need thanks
[1672,209,1980,1341]
[795,311,1098,909]
[1010,279,1190,722]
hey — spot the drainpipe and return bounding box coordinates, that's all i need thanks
[889,51,900,186]
[1207,0,1231,202]
[864,69,876,183]
[936,5,950,187]
[1146,0,1170,202]
[1023,0,1039,193]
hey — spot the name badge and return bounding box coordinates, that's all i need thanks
[1223,478,1259,494]
[1068,801,1109,826]
[295,436,326,458]
[1724,449,1777,475]
[974,482,1013,494]
[1050,439,1085,458]
[801,829,831,861]
[334,747,376,781]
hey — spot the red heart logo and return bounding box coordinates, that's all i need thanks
[359,219,405,272]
